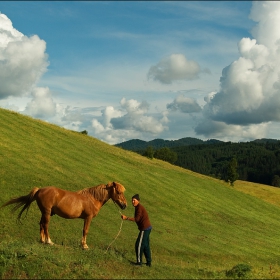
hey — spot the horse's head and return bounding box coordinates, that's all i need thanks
[107,182,127,210]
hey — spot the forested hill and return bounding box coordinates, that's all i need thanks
[115,137,280,187]
[115,137,223,150]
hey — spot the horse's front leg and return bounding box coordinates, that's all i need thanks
[82,216,92,249]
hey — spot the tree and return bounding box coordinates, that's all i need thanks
[272,175,280,187]
[226,157,239,186]
[143,146,154,159]
[154,147,178,164]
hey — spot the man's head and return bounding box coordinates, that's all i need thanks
[132,194,140,207]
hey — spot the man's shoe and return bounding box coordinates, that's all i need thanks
[132,262,142,266]
[146,263,151,267]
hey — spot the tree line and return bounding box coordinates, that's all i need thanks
[118,139,280,187]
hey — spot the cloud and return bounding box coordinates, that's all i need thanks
[249,1,280,51]
[0,13,49,100]
[195,1,280,138]
[0,13,58,123]
[24,87,57,118]
[195,119,268,142]
[111,98,166,133]
[147,54,203,84]
[90,98,169,144]
[167,95,202,113]
[40,105,103,135]
[104,106,124,127]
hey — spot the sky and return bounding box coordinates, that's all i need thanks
[1,1,280,144]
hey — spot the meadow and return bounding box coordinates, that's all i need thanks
[1,108,280,279]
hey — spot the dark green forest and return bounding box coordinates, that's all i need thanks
[115,138,280,187]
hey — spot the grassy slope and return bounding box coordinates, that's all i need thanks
[1,108,280,279]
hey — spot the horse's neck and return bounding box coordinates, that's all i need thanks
[96,193,110,206]
[89,185,110,206]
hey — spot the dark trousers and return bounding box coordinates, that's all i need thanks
[135,229,152,264]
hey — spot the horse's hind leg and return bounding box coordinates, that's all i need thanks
[40,217,46,243]
[40,212,54,245]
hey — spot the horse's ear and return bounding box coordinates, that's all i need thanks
[106,182,114,189]
[112,182,116,188]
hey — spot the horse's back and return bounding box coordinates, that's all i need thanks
[36,186,68,200]
[36,186,94,219]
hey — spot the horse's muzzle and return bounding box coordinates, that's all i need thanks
[121,203,127,210]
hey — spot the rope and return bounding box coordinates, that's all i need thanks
[105,202,124,253]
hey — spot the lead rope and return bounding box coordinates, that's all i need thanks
[105,202,124,254]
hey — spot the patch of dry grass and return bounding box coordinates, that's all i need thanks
[233,180,280,208]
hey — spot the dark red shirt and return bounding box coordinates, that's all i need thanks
[134,203,152,231]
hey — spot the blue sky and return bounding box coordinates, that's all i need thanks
[1,1,280,144]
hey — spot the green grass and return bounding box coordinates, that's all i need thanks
[1,108,280,278]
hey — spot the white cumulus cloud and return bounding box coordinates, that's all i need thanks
[195,1,280,139]
[167,95,202,113]
[24,87,57,118]
[147,53,203,84]
[111,98,166,133]
[90,98,169,144]
[0,13,49,100]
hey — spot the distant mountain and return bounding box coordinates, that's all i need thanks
[251,138,279,144]
[115,137,223,151]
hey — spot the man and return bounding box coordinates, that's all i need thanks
[121,194,152,267]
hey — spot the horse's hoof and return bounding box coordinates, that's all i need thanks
[82,245,89,250]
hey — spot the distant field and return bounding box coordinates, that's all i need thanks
[1,108,280,279]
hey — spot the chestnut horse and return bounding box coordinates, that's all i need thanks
[1,182,127,249]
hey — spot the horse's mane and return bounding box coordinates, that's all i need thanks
[77,184,108,201]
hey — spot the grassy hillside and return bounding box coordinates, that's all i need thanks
[1,108,280,279]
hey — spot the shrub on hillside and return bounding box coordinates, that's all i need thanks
[226,263,251,278]
[272,175,280,187]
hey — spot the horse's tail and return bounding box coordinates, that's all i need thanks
[1,187,40,222]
